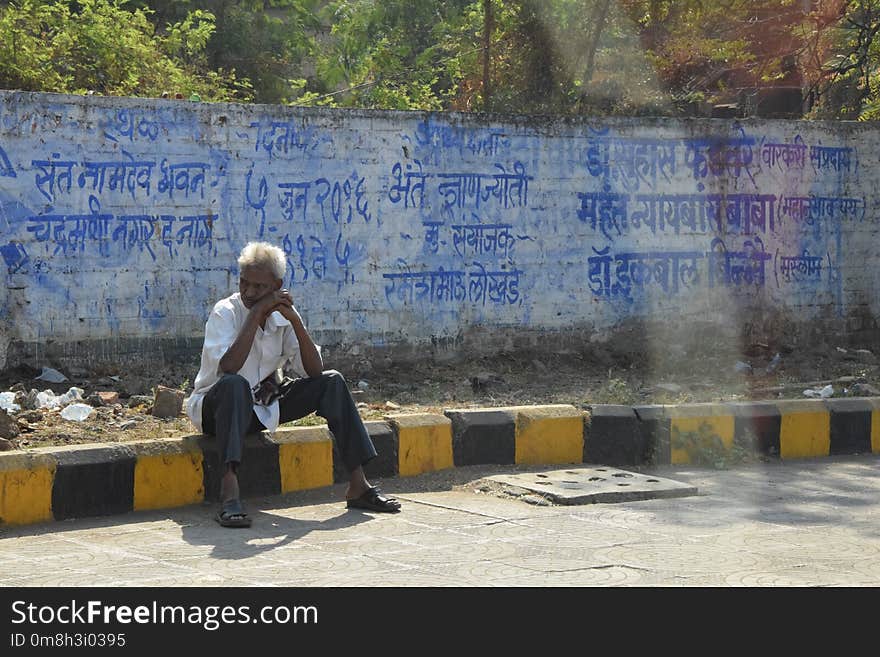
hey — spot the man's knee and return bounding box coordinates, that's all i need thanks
[323,370,353,394]
[318,370,354,404]
[323,369,345,385]
[213,373,252,398]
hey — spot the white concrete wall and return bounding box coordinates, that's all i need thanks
[0,91,877,368]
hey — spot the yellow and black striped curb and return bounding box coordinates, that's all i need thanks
[2,399,879,527]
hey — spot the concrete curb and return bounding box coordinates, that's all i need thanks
[2,399,880,527]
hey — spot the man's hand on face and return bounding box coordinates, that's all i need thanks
[251,288,293,322]
[272,290,304,323]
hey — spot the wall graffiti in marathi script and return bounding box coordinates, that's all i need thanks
[574,125,861,311]
[0,93,876,356]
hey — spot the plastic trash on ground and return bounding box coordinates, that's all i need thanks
[35,366,68,383]
[60,403,94,422]
[803,384,834,398]
[35,387,85,410]
[0,392,20,412]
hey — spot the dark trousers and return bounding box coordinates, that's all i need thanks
[201,370,377,474]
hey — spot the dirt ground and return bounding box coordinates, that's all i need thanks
[1,339,878,451]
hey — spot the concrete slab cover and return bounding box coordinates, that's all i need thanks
[483,465,698,505]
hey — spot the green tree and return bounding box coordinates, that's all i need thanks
[211,1,319,103]
[128,0,323,104]
[801,0,880,120]
[477,0,669,115]
[2,0,879,121]
[0,0,248,100]
[299,0,669,115]
[618,0,812,115]
[298,0,477,110]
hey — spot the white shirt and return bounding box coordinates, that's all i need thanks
[186,292,318,434]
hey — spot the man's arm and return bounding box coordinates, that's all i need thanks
[217,314,261,375]
[218,291,288,374]
[275,304,323,378]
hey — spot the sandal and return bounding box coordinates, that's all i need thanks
[346,486,401,513]
[214,498,252,528]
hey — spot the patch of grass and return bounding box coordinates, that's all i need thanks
[281,413,328,428]
[653,390,695,405]
[592,377,638,405]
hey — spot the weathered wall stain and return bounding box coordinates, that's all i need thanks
[0,91,877,369]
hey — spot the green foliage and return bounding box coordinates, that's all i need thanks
[0,0,247,100]
[296,0,474,110]
[802,1,880,121]
[0,0,69,91]
[204,1,321,104]
[121,1,320,103]
[3,0,880,119]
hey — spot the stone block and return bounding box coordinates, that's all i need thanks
[825,398,873,455]
[444,408,516,466]
[51,445,135,520]
[584,405,645,466]
[152,385,184,418]
[386,413,453,477]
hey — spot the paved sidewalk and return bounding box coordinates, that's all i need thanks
[2,455,880,587]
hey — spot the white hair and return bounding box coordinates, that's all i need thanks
[237,241,287,279]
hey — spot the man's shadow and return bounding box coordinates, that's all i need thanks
[180,432,384,560]
[173,495,374,561]
[178,432,370,559]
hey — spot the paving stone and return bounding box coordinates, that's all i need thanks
[482,465,698,504]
